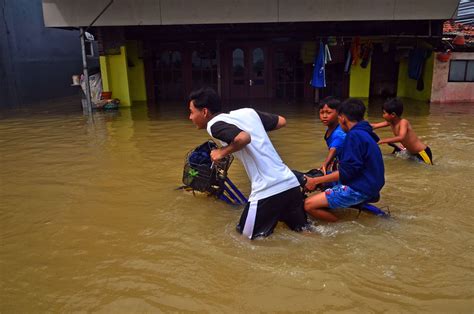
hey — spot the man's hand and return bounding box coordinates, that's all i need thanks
[320,163,328,175]
[304,176,322,192]
[210,148,227,162]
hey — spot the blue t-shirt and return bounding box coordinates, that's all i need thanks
[325,124,346,159]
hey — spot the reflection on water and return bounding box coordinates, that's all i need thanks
[1,97,473,312]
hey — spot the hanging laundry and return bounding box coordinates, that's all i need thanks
[327,36,337,46]
[351,37,361,66]
[408,47,429,80]
[311,41,327,88]
[325,44,332,63]
[360,42,373,68]
[344,49,352,73]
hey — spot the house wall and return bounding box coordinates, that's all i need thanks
[349,61,371,98]
[126,41,147,102]
[397,53,434,102]
[431,52,474,103]
[0,0,83,107]
[100,46,132,106]
[99,41,147,106]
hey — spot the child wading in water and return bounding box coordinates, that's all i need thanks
[371,98,433,165]
[305,98,385,222]
[318,97,346,174]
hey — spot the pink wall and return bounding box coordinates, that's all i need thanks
[431,52,474,103]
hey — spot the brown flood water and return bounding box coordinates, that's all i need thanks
[1,97,473,312]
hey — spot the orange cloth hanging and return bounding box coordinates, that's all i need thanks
[351,37,361,66]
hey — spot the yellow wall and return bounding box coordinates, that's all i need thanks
[349,60,371,98]
[99,42,147,107]
[397,53,434,102]
[99,56,110,92]
[126,41,147,102]
[99,46,131,106]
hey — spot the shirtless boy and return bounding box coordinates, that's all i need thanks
[371,98,433,165]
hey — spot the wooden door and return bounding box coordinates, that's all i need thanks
[152,49,185,100]
[228,45,268,99]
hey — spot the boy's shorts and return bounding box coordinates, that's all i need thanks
[325,184,370,209]
[414,146,433,165]
[237,186,309,239]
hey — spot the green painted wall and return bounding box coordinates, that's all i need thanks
[397,53,434,102]
[99,56,110,92]
[349,60,371,98]
[99,46,132,106]
[126,41,147,102]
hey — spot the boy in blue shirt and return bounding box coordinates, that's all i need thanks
[304,98,385,222]
[318,96,346,174]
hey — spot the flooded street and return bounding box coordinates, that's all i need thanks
[1,97,473,312]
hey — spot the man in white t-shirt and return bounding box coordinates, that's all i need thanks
[188,87,309,239]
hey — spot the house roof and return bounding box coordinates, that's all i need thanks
[43,0,461,27]
[455,0,474,25]
[444,21,474,36]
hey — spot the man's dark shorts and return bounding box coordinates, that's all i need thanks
[236,186,309,239]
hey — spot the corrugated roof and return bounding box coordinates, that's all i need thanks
[456,0,474,25]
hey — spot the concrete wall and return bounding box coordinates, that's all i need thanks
[431,52,474,103]
[0,0,83,107]
[42,0,460,27]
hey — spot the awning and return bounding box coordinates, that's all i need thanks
[43,0,461,28]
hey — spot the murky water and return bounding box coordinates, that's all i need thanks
[1,96,473,312]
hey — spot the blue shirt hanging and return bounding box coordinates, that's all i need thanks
[311,41,326,88]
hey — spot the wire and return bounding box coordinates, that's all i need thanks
[450,0,461,20]
[84,0,114,33]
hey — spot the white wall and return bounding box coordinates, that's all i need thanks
[431,52,474,103]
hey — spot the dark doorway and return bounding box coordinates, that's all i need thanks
[191,45,218,91]
[274,44,305,100]
[370,44,399,99]
[152,49,184,100]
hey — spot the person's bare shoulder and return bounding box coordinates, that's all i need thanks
[400,118,411,124]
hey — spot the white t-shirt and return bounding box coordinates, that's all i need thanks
[207,108,299,202]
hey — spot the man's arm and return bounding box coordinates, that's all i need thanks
[255,110,286,131]
[274,116,287,130]
[305,171,339,191]
[210,131,250,162]
[378,120,408,145]
[321,148,337,174]
[370,121,390,129]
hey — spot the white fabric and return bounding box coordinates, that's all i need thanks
[242,201,258,239]
[207,108,299,202]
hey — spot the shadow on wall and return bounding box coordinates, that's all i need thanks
[0,0,89,108]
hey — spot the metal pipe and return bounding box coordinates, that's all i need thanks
[216,39,222,97]
[80,27,92,114]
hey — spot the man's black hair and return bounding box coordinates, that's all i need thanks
[188,87,222,114]
[318,96,341,111]
[382,98,404,117]
[337,98,366,122]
